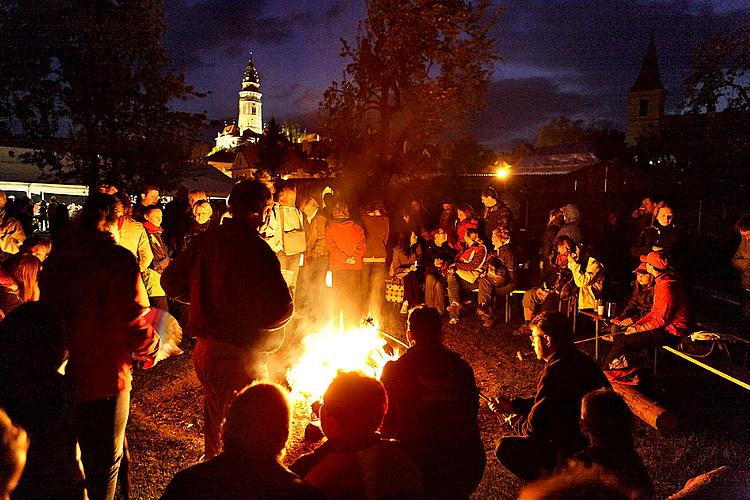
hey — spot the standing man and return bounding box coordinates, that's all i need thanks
[40,193,161,500]
[162,180,293,459]
[132,185,159,222]
[490,312,609,482]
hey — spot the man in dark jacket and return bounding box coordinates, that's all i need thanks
[477,226,516,327]
[491,312,609,482]
[162,180,293,459]
[380,305,485,498]
[162,383,323,500]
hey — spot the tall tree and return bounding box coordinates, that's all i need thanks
[257,118,292,179]
[319,0,502,187]
[0,0,206,191]
[683,26,750,114]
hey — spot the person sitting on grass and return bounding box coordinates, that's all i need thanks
[566,388,654,499]
[490,312,609,482]
[604,250,689,372]
[446,228,487,325]
[161,383,323,499]
[290,371,421,499]
[380,305,485,499]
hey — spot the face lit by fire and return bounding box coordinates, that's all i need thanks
[144,208,163,228]
[656,207,673,227]
[636,271,653,286]
[741,229,750,241]
[142,189,159,206]
[193,203,212,225]
[530,325,551,361]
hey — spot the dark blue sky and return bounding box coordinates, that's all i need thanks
[164,0,750,149]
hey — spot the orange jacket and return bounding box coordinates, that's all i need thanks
[325,219,366,271]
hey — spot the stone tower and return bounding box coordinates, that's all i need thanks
[626,36,666,145]
[238,53,262,136]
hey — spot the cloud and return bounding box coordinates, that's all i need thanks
[469,77,608,148]
[163,0,352,72]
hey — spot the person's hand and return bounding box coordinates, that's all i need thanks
[619,317,634,327]
[434,258,444,268]
[488,395,512,415]
[611,317,623,325]
[345,256,356,265]
[624,326,637,335]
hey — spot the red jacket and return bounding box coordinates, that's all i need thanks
[633,272,689,336]
[326,219,366,271]
[40,228,160,402]
[455,218,478,251]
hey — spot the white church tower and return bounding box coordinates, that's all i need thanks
[238,53,262,136]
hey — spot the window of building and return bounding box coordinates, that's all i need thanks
[251,104,257,116]
[639,99,648,117]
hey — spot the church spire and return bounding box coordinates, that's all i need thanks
[630,35,664,92]
[242,52,260,88]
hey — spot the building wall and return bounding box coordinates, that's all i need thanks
[626,89,666,145]
[238,89,262,136]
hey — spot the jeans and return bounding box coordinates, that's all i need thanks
[75,392,130,500]
[361,262,387,319]
[477,278,515,312]
[447,273,478,316]
[193,338,268,459]
[277,251,301,288]
[332,269,363,328]
[604,328,678,367]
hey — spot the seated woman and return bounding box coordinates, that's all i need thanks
[455,204,478,252]
[390,231,424,314]
[423,228,457,315]
[446,228,487,325]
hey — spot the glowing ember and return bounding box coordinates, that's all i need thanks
[286,315,399,402]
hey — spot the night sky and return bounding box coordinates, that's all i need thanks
[164,0,750,149]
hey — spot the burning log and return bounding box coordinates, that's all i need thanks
[611,383,678,434]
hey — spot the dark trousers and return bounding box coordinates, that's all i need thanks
[75,392,130,500]
[149,295,168,311]
[495,436,559,482]
[605,328,679,366]
[193,338,268,459]
[299,256,327,313]
[361,262,387,318]
[402,271,422,306]
[332,269,362,328]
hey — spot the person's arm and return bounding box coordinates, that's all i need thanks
[137,226,154,272]
[455,245,486,271]
[353,225,367,259]
[568,256,602,288]
[732,240,750,271]
[632,282,672,333]
[325,225,346,260]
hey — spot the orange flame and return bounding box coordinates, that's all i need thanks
[286,314,399,402]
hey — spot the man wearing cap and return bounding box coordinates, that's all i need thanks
[604,251,689,370]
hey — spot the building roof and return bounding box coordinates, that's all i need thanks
[631,36,665,93]
[514,143,600,175]
[242,53,260,87]
[221,124,240,136]
[181,164,234,197]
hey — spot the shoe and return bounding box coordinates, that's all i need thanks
[448,317,460,325]
[476,306,491,320]
[400,300,409,314]
[482,317,494,328]
[447,302,461,316]
[513,323,531,336]
[608,355,629,370]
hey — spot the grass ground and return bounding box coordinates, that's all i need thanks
[127,305,750,499]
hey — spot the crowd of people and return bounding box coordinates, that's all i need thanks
[0,176,746,499]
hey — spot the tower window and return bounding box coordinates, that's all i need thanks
[639,99,649,117]
[251,104,257,116]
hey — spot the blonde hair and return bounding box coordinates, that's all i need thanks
[8,255,41,303]
[188,190,207,208]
